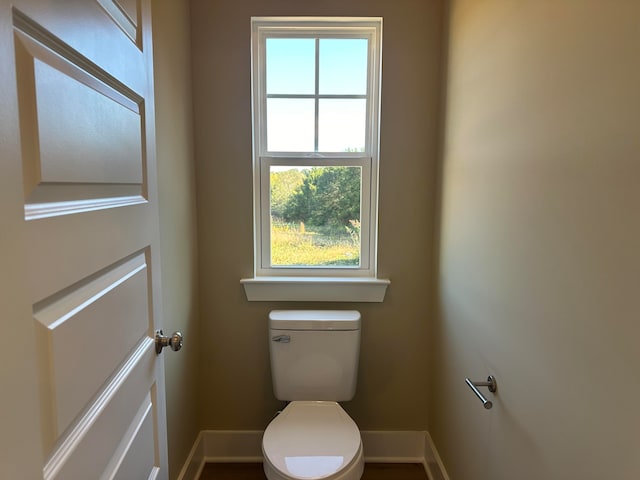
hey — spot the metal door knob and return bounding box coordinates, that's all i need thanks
[155,330,183,354]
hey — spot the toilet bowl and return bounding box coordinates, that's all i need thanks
[262,401,364,480]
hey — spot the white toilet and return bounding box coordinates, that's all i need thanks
[262,310,364,480]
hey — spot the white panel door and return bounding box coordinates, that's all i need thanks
[0,1,171,479]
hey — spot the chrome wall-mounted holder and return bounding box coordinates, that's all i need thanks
[465,376,497,410]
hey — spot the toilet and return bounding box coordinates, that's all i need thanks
[262,310,364,480]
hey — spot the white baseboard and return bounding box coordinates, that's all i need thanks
[176,431,206,480]
[177,430,448,480]
[424,432,450,480]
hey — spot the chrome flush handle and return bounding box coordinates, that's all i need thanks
[272,335,291,343]
[155,330,183,354]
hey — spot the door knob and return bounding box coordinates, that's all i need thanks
[155,330,183,354]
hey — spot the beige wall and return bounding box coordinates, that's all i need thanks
[152,1,200,478]
[433,1,640,478]
[190,0,444,430]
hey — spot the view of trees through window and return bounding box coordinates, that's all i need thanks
[270,166,361,267]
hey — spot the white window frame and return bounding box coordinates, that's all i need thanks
[243,17,389,301]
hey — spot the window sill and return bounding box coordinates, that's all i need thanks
[240,276,390,302]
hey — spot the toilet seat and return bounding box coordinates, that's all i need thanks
[262,401,364,480]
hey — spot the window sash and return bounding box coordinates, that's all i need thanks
[258,156,372,277]
[257,30,377,156]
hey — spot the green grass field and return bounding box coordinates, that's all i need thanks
[271,223,359,266]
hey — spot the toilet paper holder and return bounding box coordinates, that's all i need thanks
[465,376,497,410]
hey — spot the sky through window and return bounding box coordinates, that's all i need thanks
[266,38,369,153]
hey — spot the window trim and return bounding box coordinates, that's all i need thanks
[244,16,389,301]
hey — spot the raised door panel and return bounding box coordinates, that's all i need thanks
[31,58,142,184]
[108,398,157,480]
[34,253,151,437]
[13,16,146,221]
[44,345,160,479]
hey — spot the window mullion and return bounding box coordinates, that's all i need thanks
[267,94,366,100]
[314,37,319,152]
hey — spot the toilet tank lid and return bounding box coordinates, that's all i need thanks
[269,310,361,331]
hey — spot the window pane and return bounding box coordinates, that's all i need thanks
[266,38,315,95]
[319,39,368,95]
[267,99,315,152]
[270,166,361,267]
[318,99,366,152]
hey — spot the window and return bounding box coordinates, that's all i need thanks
[243,17,389,301]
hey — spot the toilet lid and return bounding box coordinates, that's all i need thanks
[263,401,361,479]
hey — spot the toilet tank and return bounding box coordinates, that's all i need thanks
[269,310,361,402]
